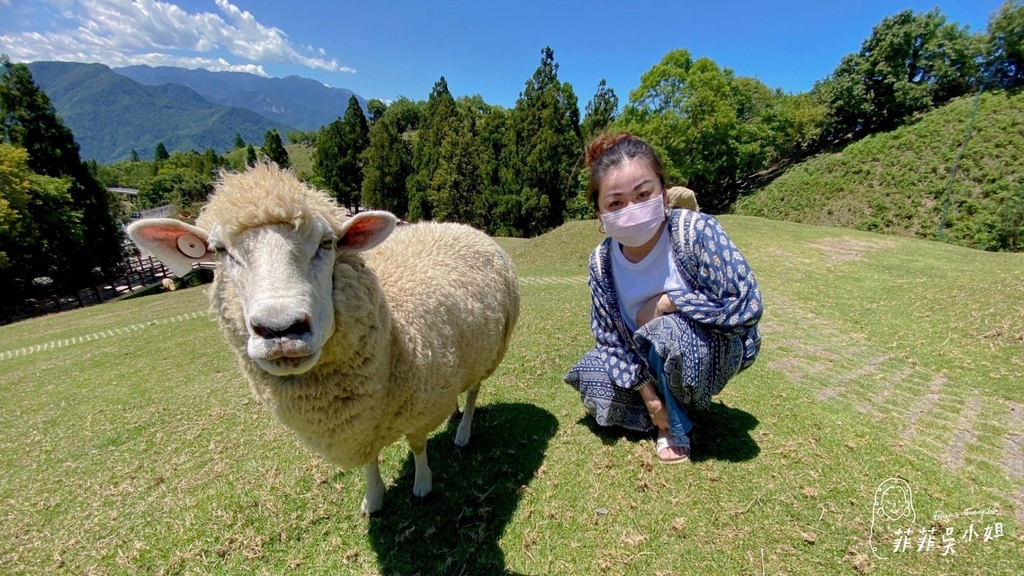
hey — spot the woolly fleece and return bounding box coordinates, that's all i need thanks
[198,165,521,473]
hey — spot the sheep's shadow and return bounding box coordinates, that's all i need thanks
[367,402,557,576]
[576,400,760,462]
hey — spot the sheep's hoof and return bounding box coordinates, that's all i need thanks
[360,497,384,517]
[411,491,433,506]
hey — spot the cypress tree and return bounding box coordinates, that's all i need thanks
[154,142,169,161]
[262,129,289,169]
[245,144,257,167]
[429,107,486,229]
[581,79,619,140]
[336,95,369,210]
[502,47,582,236]
[361,116,411,218]
[407,77,458,221]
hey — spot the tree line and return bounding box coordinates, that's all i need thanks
[2,2,1022,307]
[345,3,1023,224]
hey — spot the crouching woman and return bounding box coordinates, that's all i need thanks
[565,133,763,464]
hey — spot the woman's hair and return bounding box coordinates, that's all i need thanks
[584,132,667,212]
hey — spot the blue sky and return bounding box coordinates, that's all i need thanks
[0,1,1005,108]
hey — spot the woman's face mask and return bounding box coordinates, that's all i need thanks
[600,193,665,247]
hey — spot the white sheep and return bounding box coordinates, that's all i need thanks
[127,163,521,515]
[667,186,700,212]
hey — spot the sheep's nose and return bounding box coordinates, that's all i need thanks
[251,315,312,340]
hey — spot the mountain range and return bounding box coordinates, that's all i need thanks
[115,65,364,131]
[25,61,365,165]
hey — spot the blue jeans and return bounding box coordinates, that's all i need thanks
[647,346,693,437]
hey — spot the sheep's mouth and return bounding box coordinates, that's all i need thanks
[255,350,321,376]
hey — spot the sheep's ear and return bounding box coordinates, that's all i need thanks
[126,218,215,277]
[337,211,397,252]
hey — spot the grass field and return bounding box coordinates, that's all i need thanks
[1,216,1021,575]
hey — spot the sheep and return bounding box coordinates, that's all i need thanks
[667,186,700,212]
[160,277,176,291]
[126,163,520,515]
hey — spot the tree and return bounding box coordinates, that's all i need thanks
[154,142,169,161]
[245,144,257,167]
[129,148,139,162]
[233,132,245,150]
[407,78,459,221]
[201,148,220,175]
[0,58,122,290]
[385,96,423,133]
[338,95,370,210]
[985,0,1024,88]
[152,141,168,161]
[262,129,290,169]
[360,116,412,218]
[429,107,487,228]
[467,98,509,234]
[0,143,85,304]
[580,79,619,140]
[315,95,370,211]
[366,98,388,124]
[500,47,582,235]
[620,50,776,210]
[137,169,211,211]
[818,9,980,140]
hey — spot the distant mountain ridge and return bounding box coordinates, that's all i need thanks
[115,65,365,131]
[27,61,297,164]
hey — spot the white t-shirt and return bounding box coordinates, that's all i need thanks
[610,225,689,332]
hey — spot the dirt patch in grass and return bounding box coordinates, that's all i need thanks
[806,237,895,264]
[946,394,982,472]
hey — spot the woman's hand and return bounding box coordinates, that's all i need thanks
[636,292,679,327]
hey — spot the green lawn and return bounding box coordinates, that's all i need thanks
[1,216,1021,575]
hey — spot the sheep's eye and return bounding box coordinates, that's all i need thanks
[319,238,334,251]
[210,244,239,264]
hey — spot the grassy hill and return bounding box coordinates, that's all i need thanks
[732,91,1024,252]
[222,143,316,181]
[1,218,1021,574]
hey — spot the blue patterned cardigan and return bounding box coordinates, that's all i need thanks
[565,209,762,426]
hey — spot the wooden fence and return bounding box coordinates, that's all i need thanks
[0,255,173,325]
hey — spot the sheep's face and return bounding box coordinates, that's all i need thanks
[208,217,337,376]
[126,210,398,378]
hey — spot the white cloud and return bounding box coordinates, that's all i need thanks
[0,0,354,75]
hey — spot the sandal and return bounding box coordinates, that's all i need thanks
[655,433,690,465]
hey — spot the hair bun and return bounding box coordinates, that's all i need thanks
[584,132,633,169]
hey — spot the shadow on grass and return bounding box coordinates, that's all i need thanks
[688,401,760,463]
[576,400,760,463]
[367,402,557,576]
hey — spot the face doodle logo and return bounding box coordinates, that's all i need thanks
[869,477,915,560]
[868,477,1006,560]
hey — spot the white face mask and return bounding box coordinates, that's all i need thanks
[600,194,665,247]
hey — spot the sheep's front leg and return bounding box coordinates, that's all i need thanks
[454,385,479,448]
[407,434,432,503]
[360,456,385,516]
